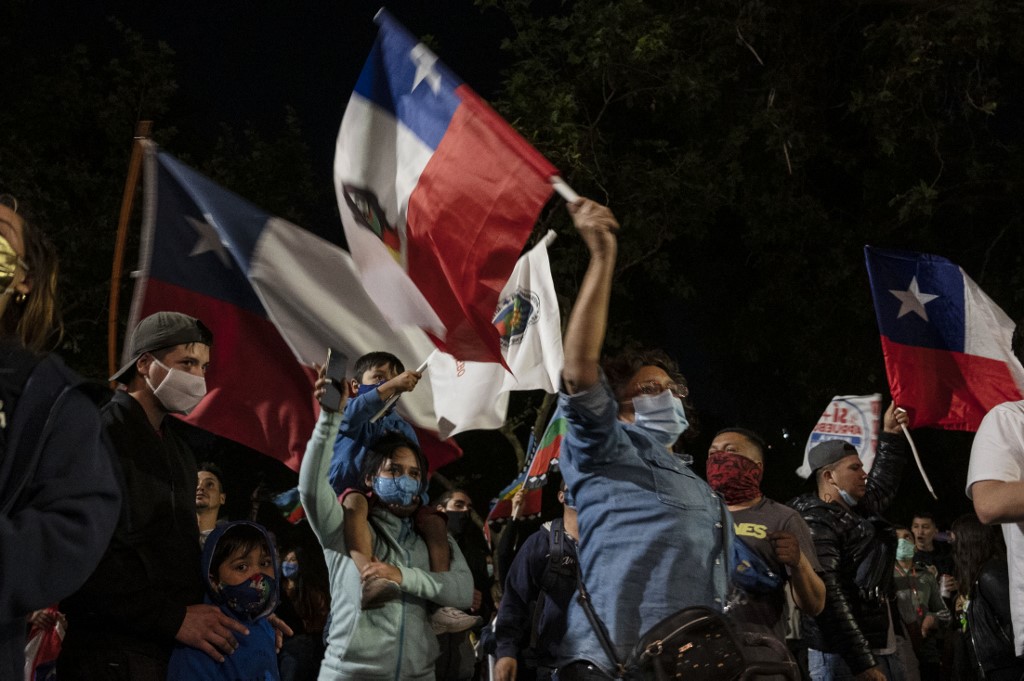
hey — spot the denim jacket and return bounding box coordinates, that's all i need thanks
[556,374,729,673]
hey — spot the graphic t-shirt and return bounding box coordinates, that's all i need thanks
[732,497,822,641]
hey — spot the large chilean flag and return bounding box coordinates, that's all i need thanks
[865,246,1024,431]
[334,9,557,365]
[125,143,460,472]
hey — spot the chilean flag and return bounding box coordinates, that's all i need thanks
[126,143,460,472]
[334,9,558,365]
[865,246,1024,431]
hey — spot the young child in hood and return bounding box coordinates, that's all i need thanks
[168,520,280,681]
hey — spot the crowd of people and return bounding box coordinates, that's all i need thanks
[2,192,1024,681]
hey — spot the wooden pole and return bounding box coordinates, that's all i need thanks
[108,121,152,384]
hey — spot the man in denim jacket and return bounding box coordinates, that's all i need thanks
[556,198,729,680]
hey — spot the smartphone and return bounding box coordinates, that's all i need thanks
[319,347,348,412]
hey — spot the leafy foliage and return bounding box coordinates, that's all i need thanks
[482,0,1024,440]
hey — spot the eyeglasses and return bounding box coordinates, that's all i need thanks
[634,380,689,399]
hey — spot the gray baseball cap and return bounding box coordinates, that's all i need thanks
[110,311,213,384]
[807,440,859,472]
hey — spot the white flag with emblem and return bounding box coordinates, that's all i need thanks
[427,232,562,438]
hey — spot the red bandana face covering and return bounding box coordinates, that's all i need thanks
[706,450,763,505]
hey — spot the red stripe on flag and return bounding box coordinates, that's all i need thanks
[406,86,554,364]
[881,336,1022,431]
[141,280,318,471]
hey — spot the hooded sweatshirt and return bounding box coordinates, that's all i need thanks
[167,520,281,681]
[299,410,473,681]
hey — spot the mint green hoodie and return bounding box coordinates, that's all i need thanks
[298,411,473,680]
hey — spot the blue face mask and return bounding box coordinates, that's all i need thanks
[632,390,689,447]
[217,572,276,620]
[357,381,384,397]
[837,487,858,507]
[373,475,421,506]
[281,561,299,579]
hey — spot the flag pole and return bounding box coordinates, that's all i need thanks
[370,351,437,423]
[900,424,938,500]
[551,176,579,203]
[108,121,152,383]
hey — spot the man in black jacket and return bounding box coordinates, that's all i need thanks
[59,312,247,681]
[789,403,909,681]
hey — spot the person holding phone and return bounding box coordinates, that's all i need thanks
[300,367,473,680]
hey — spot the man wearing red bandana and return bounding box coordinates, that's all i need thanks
[706,428,825,648]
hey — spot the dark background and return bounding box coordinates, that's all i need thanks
[6,0,1022,536]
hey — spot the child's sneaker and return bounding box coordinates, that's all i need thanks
[429,606,482,635]
[361,576,401,609]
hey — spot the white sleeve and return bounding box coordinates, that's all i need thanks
[298,410,346,548]
[967,403,1024,498]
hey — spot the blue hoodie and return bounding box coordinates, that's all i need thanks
[167,521,281,681]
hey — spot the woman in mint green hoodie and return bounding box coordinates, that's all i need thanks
[299,375,473,680]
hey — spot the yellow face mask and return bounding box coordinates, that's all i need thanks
[0,234,26,295]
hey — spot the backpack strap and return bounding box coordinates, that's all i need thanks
[540,517,567,593]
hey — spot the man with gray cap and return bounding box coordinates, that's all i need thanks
[60,311,247,680]
[789,403,910,681]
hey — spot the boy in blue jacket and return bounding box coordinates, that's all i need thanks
[168,521,280,681]
[327,351,477,632]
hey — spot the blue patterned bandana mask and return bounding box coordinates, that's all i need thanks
[217,572,275,620]
[373,475,421,506]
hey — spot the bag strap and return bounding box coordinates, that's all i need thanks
[574,555,628,678]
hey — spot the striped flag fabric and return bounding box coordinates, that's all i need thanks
[487,413,567,524]
[865,246,1024,431]
[125,143,461,472]
[334,9,558,364]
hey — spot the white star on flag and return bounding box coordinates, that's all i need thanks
[889,276,939,321]
[410,43,441,94]
[187,215,231,268]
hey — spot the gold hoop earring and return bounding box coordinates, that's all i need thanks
[14,292,27,304]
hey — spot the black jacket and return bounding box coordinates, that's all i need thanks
[0,347,121,679]
[968,558,1024,676]
[61,390,204,661]
[788,432,907,674]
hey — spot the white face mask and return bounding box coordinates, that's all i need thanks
[146,357,207,414]
[632,389,689,447]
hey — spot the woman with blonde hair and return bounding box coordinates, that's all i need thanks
[0,195,120,679]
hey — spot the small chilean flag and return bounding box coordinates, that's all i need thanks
[335,9,557,365]
[865,246,1024,431]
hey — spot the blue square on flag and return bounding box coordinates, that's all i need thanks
[864,246,1023,431]
[866,248,965,352]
